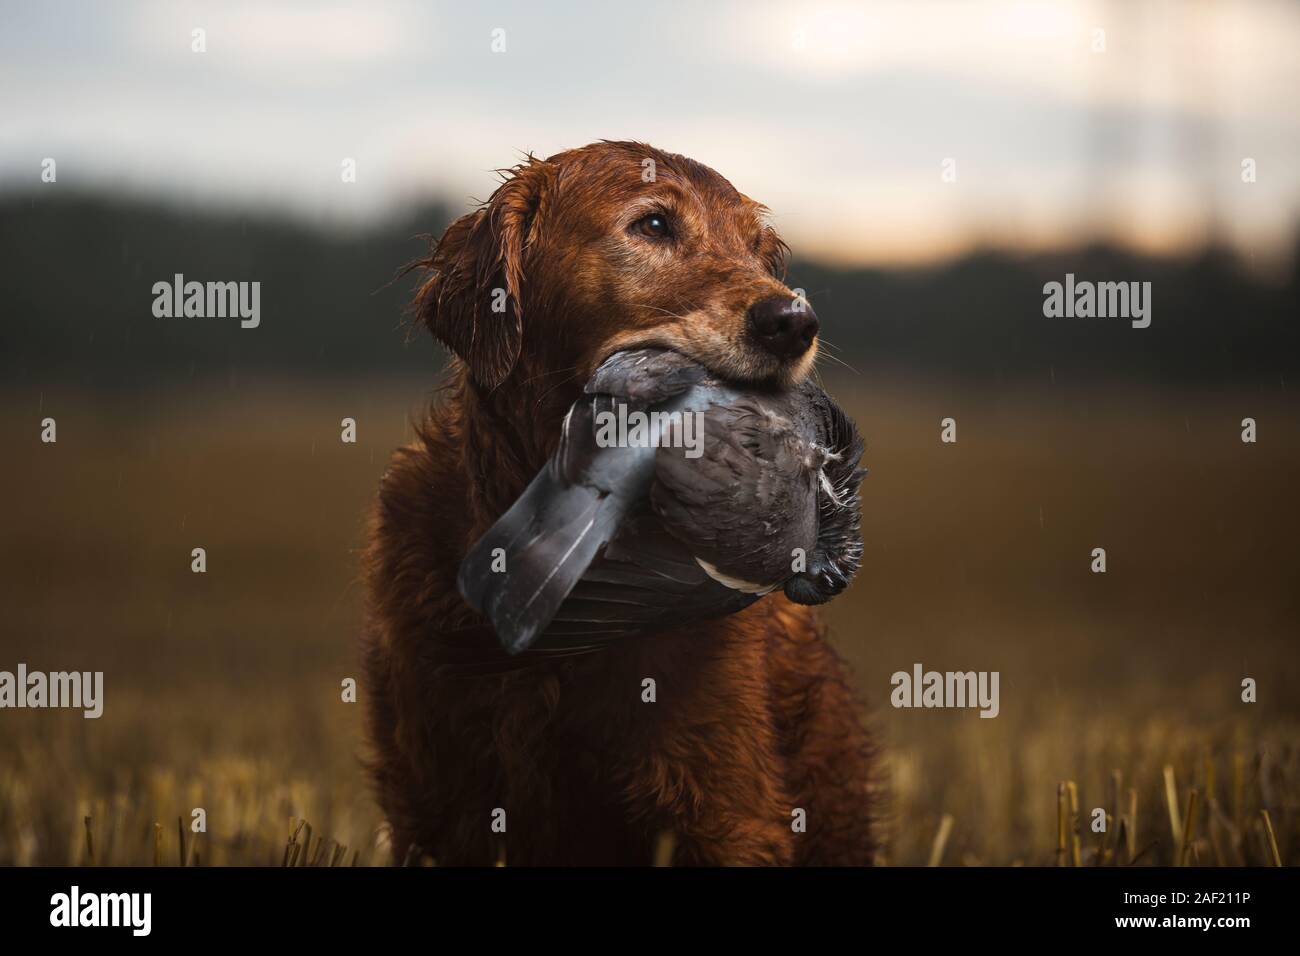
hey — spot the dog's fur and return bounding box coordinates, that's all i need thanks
[362,142,877,865]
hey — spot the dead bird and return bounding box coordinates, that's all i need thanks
[458,347,866,654]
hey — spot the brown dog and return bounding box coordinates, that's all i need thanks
[361,141,877,865]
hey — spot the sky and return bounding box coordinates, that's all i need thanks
[1,0,1297,269]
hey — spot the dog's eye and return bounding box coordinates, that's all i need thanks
[630,213,671,240]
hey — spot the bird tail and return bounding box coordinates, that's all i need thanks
[457,459,626,655]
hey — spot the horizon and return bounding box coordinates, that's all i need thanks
[7,186,1296,283]
[3,0,1298,272]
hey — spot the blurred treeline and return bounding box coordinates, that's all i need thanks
[2,192,1297,390]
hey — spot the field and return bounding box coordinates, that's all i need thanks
[1,377,1296,865]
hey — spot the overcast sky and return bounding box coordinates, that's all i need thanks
[2,0,1297,269]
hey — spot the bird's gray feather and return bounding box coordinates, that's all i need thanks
[458,348,866,654]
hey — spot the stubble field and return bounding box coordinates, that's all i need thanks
[1,377,1295,865]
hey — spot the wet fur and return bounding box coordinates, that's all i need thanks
[362,141,878,865]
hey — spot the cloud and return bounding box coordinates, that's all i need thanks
[0,0,1296,267]
[128,0,430,82]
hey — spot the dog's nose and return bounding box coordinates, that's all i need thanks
[746,296,819,359]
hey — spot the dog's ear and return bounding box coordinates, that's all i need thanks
[412,158,552,391]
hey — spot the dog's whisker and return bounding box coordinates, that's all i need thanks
[814,340,859,376]
[629,302,693,322]
[534,370,583,408]
[815,350,855,373]
[519,364,582,387]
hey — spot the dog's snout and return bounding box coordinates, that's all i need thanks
[746,296,819,359]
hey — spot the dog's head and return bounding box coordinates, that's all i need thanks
[412,141,818,395]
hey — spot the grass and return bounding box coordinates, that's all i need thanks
[880,699,1297,866]
[0,378,1296,865]
[1,693,380,866]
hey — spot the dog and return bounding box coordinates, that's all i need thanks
[361,141,877,865]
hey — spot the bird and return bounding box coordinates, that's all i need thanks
[457,348,866,655]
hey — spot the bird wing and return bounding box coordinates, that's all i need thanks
[457,349,708,654]
[532,511,759,648]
